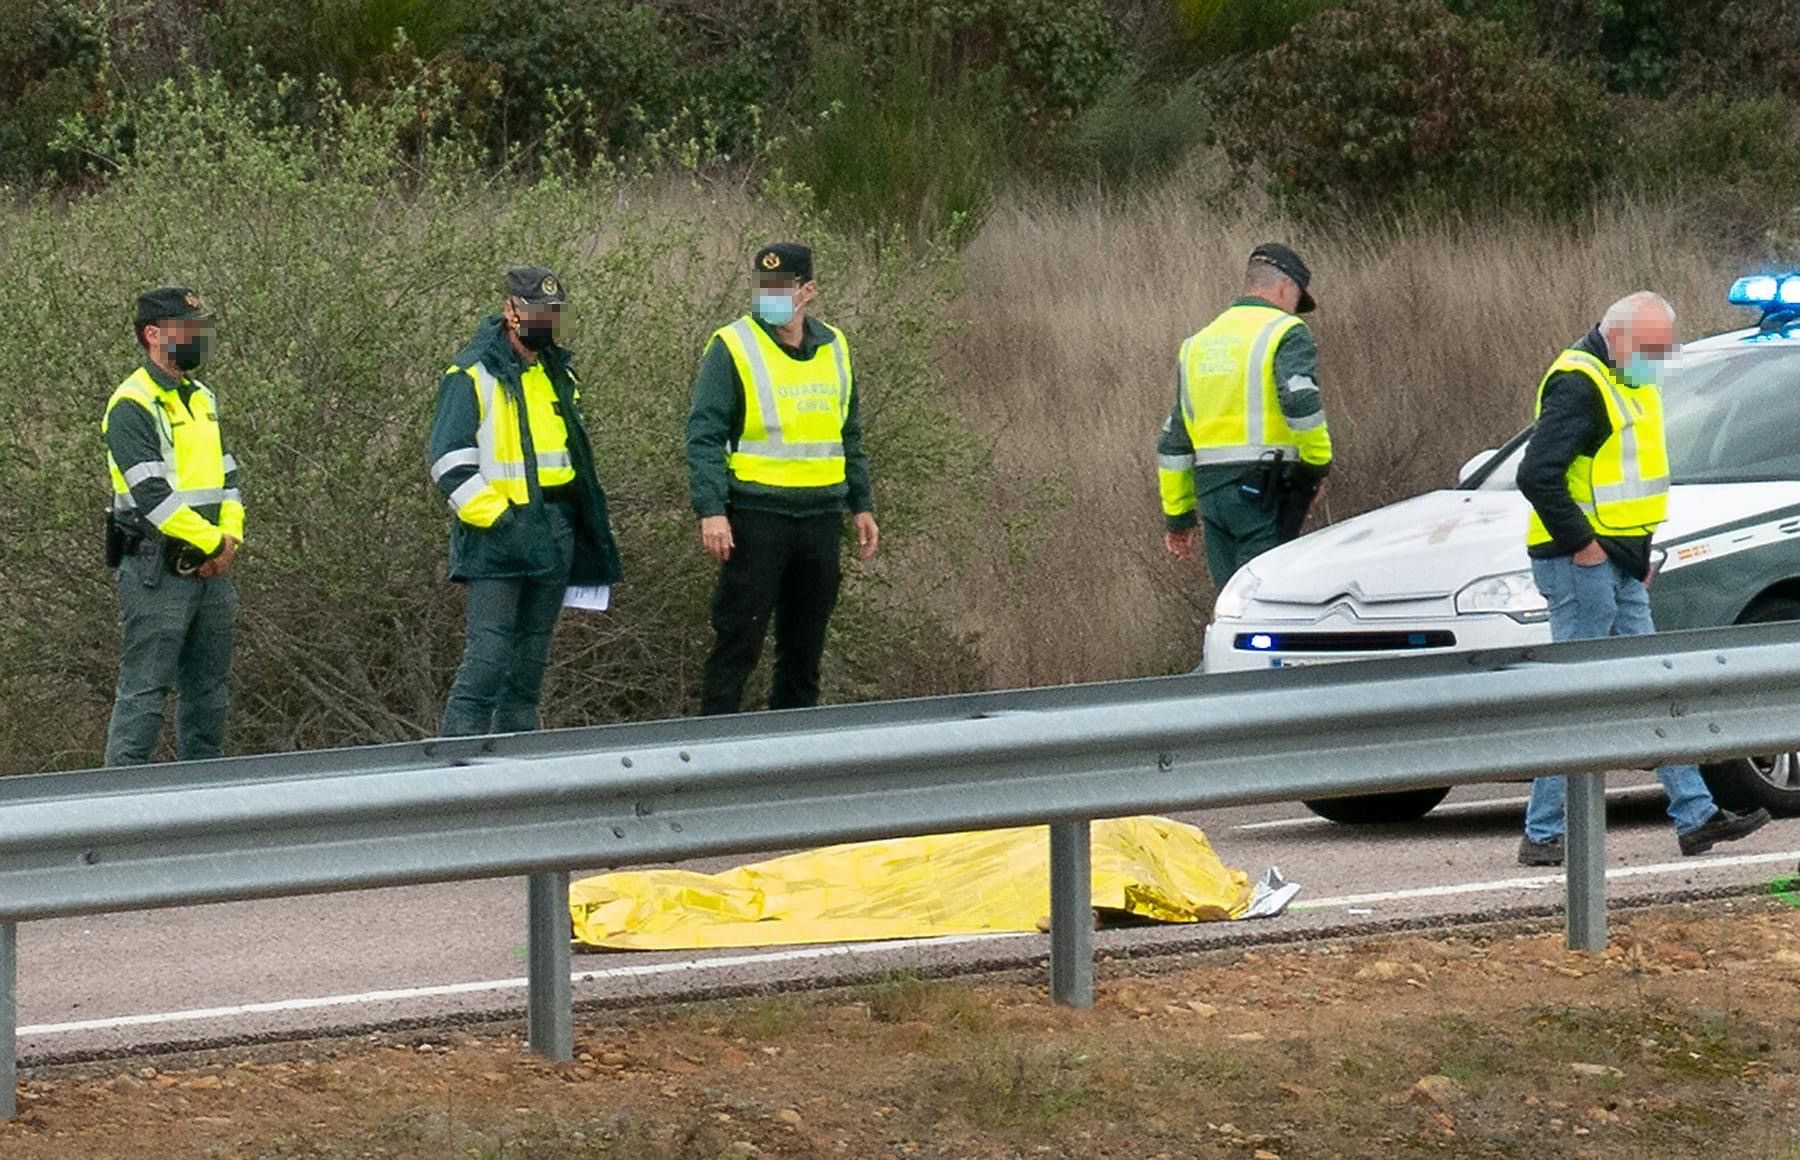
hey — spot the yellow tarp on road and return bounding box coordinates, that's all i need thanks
[569,816,1252,951]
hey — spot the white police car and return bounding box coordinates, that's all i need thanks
[1202,276,1800,823]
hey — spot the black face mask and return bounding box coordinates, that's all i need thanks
[168,334,211,372]
[515,319,556,352]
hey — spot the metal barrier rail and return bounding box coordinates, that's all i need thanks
[5,620,1800,1117]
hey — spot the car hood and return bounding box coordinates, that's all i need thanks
[1246,484,1800,606]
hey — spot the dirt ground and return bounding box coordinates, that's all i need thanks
[6,900,1800,1160]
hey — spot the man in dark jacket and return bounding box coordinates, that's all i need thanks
[428,266,621,737]
[1516,291,1769,866]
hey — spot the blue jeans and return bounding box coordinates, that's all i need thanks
[1522,555,1717,843]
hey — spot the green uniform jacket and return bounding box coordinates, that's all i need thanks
[428,316,622,584]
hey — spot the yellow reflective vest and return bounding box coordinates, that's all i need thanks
[1525,350,1671,547]
[103,366,242,554]
[432,360,575,529]
[714,315,853,490]
[1179,303,1329,466]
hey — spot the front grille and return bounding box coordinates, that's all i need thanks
[1233,630,1457,653]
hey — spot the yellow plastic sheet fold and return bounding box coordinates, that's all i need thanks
[569,816,1251,951]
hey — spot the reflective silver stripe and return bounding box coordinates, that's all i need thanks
[828,331,851,415]
[536,450,573,471]
[221,489,243,506]
[730,319,783,444]
[1159,453,1196,472]
[122,460,169,487]
[1287,410,1328,432]
[178,488,228,506]
[220,454,238,475]
[113,494,137,513]
[144,495,184,527]
[447,476,489,513]
[1284,374,1320,397]
[736,440,845,460]
[1191,443,1299,466]
[430,448,481,483]
[1592,478,1670,504]
[1177,336,1196,426]
[469,365,508,483]
[487,462,530,480]
[1243,315,1292,448]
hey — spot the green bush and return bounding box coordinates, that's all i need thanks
[1053,66,1211,187]
[0,0,104,182]
[810,0,1119,128]
[1617,95,1800,209]
[1667,1,1800,103]
[1170,0,1341,60]
[1229,0,1615,216]
[0,69,986,773]
[784,37,1010,241]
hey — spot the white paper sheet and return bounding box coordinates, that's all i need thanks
[562,584,611,612]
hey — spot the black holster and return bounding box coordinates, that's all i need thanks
[1274,466,1323,540]
[1237,451,1286,512]
[105,512,144,569]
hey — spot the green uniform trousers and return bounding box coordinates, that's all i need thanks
[440,502,574,737]
[103,554,239,766]
[1199,484,1283,590]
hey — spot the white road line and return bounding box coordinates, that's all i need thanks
[16,935,1027,1038]
[1233,786,1664,833]
[1293,848,1800,911]
[22,849,1800,1040]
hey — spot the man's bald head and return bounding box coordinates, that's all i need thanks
[1600,291,1678,368]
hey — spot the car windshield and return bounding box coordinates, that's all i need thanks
[1472,341,1800,490]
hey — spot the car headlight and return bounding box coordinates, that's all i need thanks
[1213,568,1261,621]
[1454,570,1547,623]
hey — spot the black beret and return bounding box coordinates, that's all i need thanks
[134,286,211,328]
[753,242,814,282]
[506,266,567,305]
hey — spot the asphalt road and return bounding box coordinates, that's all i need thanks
[16,772,1800,1064]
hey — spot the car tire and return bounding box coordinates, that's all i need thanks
[1700,596,1800,817]
[1301,788,1451,825]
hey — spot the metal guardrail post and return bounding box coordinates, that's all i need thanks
[526,872,572,1060]
[2,922,16,1119]
[1565,773,1607,952]
[1049,820,1093,1008]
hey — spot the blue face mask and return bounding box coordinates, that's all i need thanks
[1621,354,1662,388]
[754,291,797,327]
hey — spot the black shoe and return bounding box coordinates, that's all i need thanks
[1519,836,1564,867]
[1679,808,1772,856]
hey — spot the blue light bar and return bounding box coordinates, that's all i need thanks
[1779,279,1800,307]
[1730,275,1781,306]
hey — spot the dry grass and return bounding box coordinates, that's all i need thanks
[8,904,1800,1159]
[940,182,1751,686]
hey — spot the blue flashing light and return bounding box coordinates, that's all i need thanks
[1730,275,1781,307]
[1248,633,1275,651]
[1728,273,1800,310]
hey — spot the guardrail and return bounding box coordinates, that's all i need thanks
[5,621,1800,1117]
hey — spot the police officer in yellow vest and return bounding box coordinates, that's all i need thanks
[1517,291,1769,865]
[1159,244,1332,590]
[429,266,621,736]
[685,242,878,715]
[102,286,243,765]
